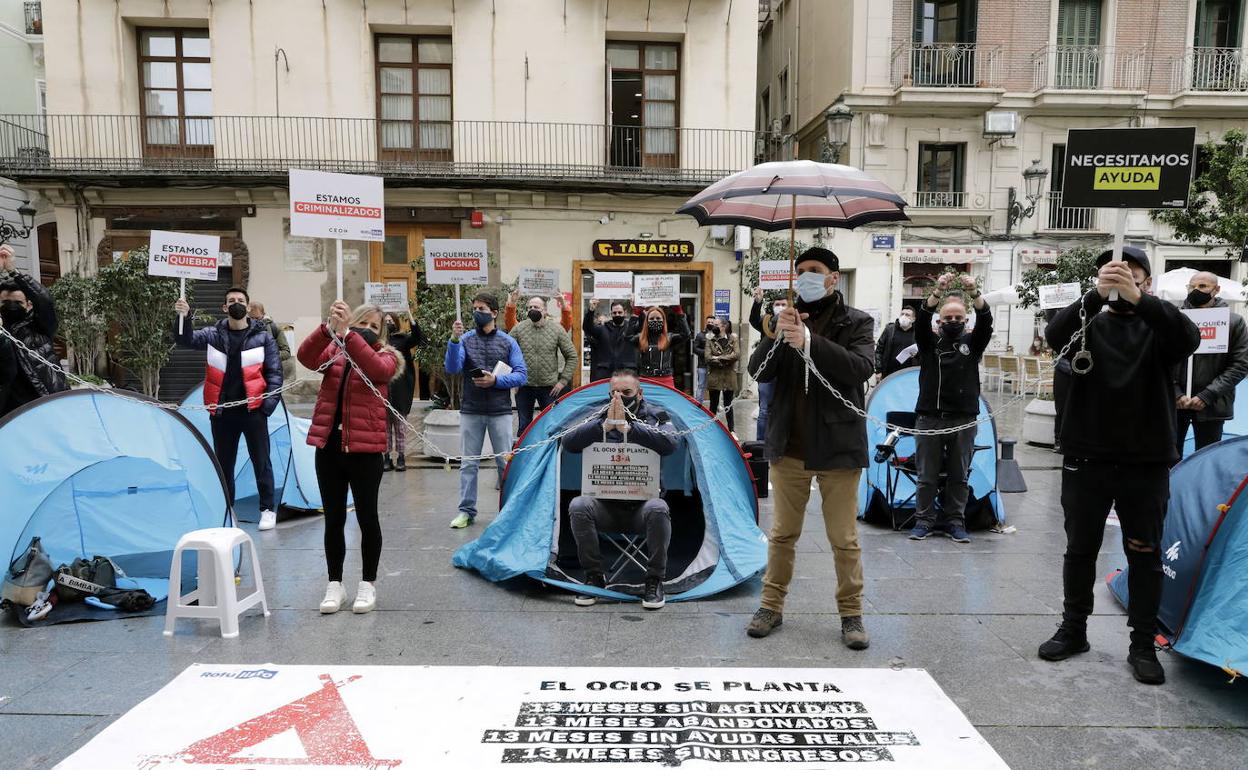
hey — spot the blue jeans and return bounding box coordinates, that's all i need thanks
[458,412,513,517]
[695,367,708,402]
[756,380,774,441]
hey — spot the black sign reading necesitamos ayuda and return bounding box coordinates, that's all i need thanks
[1061,127,1197,209]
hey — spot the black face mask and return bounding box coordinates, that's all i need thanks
[527,309,543,323]
[226,302,248,321]
[706,324,717,333]
[385,322,398,335]
[940,320,965,339]
[353,327,380,347]
[0,300,28,324]
[1108,298,1136,313]
[1187,288,1213,307]
[622,396,640,414]
[611,316,626,326]
[647,320,664,334]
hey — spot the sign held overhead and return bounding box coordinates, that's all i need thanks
[1061,127,1197,209]
[592,271,634,300]
[288,169,385,242]
[424,239,489,285]
[518,267,560,297]
[148,230,221,282]
[633,274,680,307]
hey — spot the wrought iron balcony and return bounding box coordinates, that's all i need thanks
[891,43,1003,89]
[908,190,968,209]
[24,2,41,35]
[0,114,760,191]
[1044,192,1097,232]
[1032,45,1146,91]
[1169,47,1248,93]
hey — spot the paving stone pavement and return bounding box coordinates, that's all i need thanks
[1,394,1245,769]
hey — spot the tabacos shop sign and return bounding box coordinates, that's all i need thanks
[593,239,695,262]
[1062,127,1197,209]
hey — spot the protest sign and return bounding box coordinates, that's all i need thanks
[580,442,661,501]
[633,274,680,307]
[1183,307,1231,355]
[148,230,220,282]
[1062,127,1196,210]
[364,282,409,312]
[757,260,797,292]
[1039,282,1083,310]
[592,271,634,300]
[288,169,384,241]
[424,239,489,285]
[519,268,560,296]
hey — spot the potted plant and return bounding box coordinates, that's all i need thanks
[1016,246,1098,446]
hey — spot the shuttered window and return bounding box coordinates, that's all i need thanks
[1056,0,1101,47]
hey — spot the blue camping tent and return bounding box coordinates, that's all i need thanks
[1181,378,1248,456]
[178,384,327,516]
[1109,435,1248,674]
[857,368,1004,531]
[453,381,767,603]
[0,390,229,603]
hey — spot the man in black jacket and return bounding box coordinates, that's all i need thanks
[1040,247,1200,685]
[0,244,66,412]
[584,299,638,381]
[563,370,679,610]
[1172,271,1248,456]
[692,314,716,403]
[744,247,875,650]
[909,276,993,543]
[875,306,919,379]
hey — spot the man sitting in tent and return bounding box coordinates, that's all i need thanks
[562,369,679,610]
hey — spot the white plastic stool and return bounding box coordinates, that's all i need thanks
[164,527,269,639]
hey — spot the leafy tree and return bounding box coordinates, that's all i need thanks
[94,247,184,399]
[1153,128,1248,259]
[49,271,107,376]
[1017,246,1098,310]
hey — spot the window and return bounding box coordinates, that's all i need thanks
[375,35,452,161]
[777,68,790,121]
[1055,0,1103,88]
[916,143,965,207]
[138,28,213,156]
[1195,0,1242,48]
[913,0,976,46]
[1047,144,1092,230]
[607,42,680,168]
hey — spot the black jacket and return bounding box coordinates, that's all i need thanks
[692,331,708,368]
[1047,291,1200,464]
[630,312,691,379]
[875,321,919,377]
[583,311,639,381]
[1173,298,1248,423]
[0,335,16,418]
[915,304,993,416]
[562,397,679,457]
[387,322,426,415]
[748,291,874,470]
[3,272,65,402]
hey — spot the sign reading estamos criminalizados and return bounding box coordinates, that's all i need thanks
[594,240,695,261]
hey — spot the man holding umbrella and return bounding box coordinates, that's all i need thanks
[745,246,875,650]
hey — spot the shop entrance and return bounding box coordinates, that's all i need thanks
[571,260,713,391]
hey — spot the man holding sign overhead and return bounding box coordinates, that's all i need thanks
[1172,272,1248,456]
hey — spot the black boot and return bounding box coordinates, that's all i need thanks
[1038,625,1090,661]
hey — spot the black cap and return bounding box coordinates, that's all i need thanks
[795,246,839,273]
[1095,246,1151,277]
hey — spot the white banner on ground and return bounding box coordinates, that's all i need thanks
[147,230,220,281]
[580,442,661,501]
[633,274,680,307]
[519,267,560,297]
[758,260,797,292]
[364,282,409,312]
[424,239,489,285]
[1038,282,1083,310]
[55,665,1007,770]
[1182,307,1231,354]
[593,271,634,300]
[288,169,384,242]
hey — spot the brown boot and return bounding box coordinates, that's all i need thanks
[841,615,870,650]
[746,608,783,638]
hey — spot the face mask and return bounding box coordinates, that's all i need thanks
[622,395,640,414]
[0,300,27,324]
[353,327,380,347]
[473,310,494,329]
[611,315,626,326]
[385,322,398,334]
[647,319,664,334]
[527,309,543,323]
[772,304,786,315]
[940,320,965,339]
[1187,288,1213,307]
[227,302,248,321]
[898,316,913,330]
[706,324,717,333]
[795,272,828,303]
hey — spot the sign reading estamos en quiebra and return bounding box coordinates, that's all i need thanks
[1061,127,1197,209]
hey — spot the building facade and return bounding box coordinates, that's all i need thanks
[1,0,757,393]
[759,0,1248,351]
[0,1,48,276]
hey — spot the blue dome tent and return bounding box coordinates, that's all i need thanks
[453,380,767,603]
[0,390,229,614]
[857,368,1004,531]
[1109,435,1248,675]
[178,384,327,517]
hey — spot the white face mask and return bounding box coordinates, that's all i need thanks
[794,272,829,303]
[897,316,914,330]
[772,304,787,315]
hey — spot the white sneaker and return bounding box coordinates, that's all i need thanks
[352,581,377,614]
[258,510,277,531]
[319,581,346,614]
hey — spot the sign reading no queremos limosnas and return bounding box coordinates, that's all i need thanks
[1061,127,1197,209]
[580,442,660,501]
[1039,282,1083,310]
[55,665,1008,769]
[288,169,385,241]
[633,274,680,307]
[758,260,798,292]
[593,271,634,300]
[147,230,221,281]
[519,267,561,296]
[424,239,489,285]
[1182,307,1231,354]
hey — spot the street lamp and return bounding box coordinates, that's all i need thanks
[0,202,36,245]
[1006,159,1049,235]
[821,103,852,164]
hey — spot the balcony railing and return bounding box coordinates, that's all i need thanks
[1032,45,1146,91]
[0,114,759,189]
[891,43,1003,88]
[1169,47,1248,93]
[908,190,968,209]
[24,2,41,35]
[1044,192,1096,231]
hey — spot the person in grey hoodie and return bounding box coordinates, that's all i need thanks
[1172,271,1248,456]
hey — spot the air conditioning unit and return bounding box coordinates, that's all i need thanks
[983,110,1018,138]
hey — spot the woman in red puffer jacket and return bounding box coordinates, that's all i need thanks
[298,300,403,617]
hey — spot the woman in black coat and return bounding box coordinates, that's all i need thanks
[382,313,426,471]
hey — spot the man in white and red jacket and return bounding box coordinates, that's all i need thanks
[175,287,283,530]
